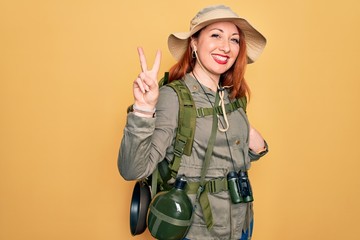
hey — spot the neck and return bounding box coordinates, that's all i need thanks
[192,64,219,92]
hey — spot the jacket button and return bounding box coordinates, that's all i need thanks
[193,85,198,91]
[235,140,240,145]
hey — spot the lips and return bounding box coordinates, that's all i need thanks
[212,54,229,64]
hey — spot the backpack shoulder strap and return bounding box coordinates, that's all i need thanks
[166,79,197,178]
[238,96,247,113]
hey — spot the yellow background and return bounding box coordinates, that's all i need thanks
[1,0,359,239]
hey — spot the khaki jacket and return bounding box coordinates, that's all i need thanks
[119,74,266,239]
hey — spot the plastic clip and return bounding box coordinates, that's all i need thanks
[196,185,204,201]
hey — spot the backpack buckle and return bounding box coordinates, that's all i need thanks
[174,137,187,157]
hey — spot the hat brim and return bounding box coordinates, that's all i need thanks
[168,17,266,64]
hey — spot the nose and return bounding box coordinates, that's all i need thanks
[219,40,230,53]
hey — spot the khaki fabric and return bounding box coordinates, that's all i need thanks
[118,74,262,239]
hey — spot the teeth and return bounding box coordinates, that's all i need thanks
[213,55,228,61]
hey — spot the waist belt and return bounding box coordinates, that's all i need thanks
[185,178,228,194]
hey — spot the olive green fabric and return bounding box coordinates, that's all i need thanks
[165,80,197,178]
[196,96,247,117]
[195,90,220,229]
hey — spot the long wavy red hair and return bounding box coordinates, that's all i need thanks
[168,27,250,99]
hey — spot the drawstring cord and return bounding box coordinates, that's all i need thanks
[217,86,232,132]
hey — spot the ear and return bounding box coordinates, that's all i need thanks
[190,38,197,51]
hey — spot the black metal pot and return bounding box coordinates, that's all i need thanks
[130,180,151,235]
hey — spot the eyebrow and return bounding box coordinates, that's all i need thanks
[209,28,239,36]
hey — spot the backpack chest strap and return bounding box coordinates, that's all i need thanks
[196,97,247,117]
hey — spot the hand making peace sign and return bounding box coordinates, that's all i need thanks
[133,47,161,110]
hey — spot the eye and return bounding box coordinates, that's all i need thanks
[211,33,221,38]
[231,38,240,44]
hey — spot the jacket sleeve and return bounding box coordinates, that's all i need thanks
[118,86,179,180]
[249,140,269,161]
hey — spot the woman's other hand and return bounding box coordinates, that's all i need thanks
[249,126,266,154]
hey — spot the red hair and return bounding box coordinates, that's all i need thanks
[168,28,250,99]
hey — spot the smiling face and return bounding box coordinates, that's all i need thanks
[192,21,240,80]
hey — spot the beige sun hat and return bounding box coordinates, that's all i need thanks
[168,5,266,64]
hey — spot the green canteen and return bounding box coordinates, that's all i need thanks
[147,176,193,240]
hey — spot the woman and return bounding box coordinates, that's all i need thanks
[119,5,268,240]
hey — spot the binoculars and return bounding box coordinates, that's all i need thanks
[227,171,254,204]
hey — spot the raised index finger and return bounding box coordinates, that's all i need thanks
[137,47,148,72]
